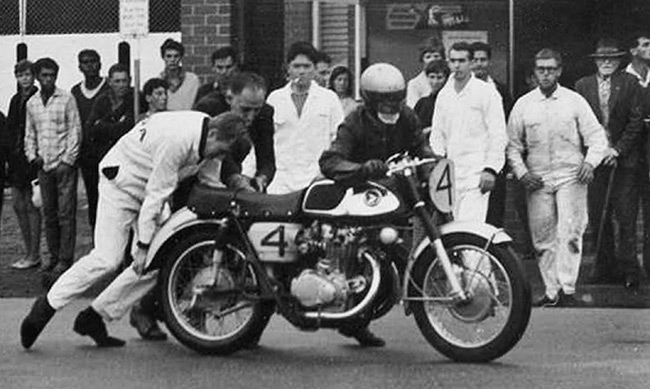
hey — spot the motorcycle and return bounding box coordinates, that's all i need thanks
[143,154,532,362]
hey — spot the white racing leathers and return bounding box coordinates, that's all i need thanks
[429,75,507,222]
[48,111,211,320]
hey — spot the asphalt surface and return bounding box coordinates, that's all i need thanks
[1,299,649,389]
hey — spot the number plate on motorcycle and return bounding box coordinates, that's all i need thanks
[428,158,455,213]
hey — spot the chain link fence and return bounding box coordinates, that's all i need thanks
[0,0,179,36]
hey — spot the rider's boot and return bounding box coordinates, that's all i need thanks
[339,325,386,347]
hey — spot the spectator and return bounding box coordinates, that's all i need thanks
[624,31,650,281]
[406,38,445,108]
[86,64,136,164]
[6,60,42,270]
[195,71,276,192]
[314,51,332,88]
[265,41,344,194]
[20,112,250,350]
[24,57,81,277]
[328,65,360,117]
[138,78,168,122]
[429,42,507,222]
[507,48,608,307]
[195,46,238,104]
[469,41,513,228]
[159,38,199,110]
[413,59,449,134]
[71,49,110,230]
[575,38,644,288]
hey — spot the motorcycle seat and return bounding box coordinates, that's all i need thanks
[235,190,304,221]
[187,183,304,220]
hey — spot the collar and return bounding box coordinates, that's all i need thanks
[596,73,612,83]
[533,84,564,100]
[40,87,62,99]
[80,77,106,98]
[625,63,650,87]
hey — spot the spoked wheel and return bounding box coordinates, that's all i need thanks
[159,229,267,355]
[410,233,531,362]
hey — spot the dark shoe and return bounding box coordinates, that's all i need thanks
[73,307,126,348]
[557,292,578,307]
[129,305,167,341]
[532,294,559,307]
[624,275,639,290]
[340,327,386,347]
[20,297,56,349]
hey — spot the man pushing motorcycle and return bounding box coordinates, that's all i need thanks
[319,63,435,347]
[20,111,249,349]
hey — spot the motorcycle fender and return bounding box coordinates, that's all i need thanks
[403,221,512,314]
[144,207,227,271]
[411,221,512,261]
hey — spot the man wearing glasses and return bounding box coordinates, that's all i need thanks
[507,48,609,307]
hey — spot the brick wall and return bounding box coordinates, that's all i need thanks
[180,0,232,85]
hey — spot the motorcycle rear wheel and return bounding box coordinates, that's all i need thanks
[410,232,531,362]
[159,229,267,355]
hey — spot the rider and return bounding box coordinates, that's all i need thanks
[319,63,435,347]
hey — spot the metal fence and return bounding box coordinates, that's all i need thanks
[0,0,180,36]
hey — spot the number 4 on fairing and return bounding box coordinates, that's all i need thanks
[428,158,455,213]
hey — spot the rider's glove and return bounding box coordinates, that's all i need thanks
[361,159,388,179]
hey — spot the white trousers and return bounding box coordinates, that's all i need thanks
[527,181,588,298]
[47,177,157,320]
[454,185,490,223]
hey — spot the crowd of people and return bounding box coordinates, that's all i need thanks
[5,31,650,350]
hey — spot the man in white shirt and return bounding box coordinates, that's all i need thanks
[429,41,507,222]
[20,111,249,350]
[160,38,200,111]
[265,41,344,194]
[406,40,445,108]
[507,48,608,307]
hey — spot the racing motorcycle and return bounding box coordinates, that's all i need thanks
[143,154,532,362]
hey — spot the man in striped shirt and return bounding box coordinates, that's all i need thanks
[24,57,81,278]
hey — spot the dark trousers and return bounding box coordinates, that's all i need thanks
[588,165,639,279]
[638,163,650,276]
[486,168,508,227]
[79,159,99,230]
[39,165,78,265]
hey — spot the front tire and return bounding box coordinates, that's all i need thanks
[410,233,531,362]
[159,229,267,355]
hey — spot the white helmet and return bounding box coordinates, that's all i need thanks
[360,63,406,115]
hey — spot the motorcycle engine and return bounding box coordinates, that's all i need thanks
[290,222,366,308]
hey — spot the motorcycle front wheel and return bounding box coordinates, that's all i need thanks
[410,232,531,362]
[159,229,267,355]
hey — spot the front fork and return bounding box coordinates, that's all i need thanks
[401,168,467,302]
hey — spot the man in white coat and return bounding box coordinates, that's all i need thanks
[429,41,508,222]
[20,111,248,349]
[265,41,344,195]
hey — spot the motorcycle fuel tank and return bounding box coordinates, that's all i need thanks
[302,180,402,219]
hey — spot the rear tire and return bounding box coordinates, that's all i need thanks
[410,233,531,362]
[159,229,267,355]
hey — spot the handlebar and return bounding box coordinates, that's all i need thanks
[386,155,438,177]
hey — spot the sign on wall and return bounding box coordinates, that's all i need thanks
[442,30,488,50]
[120,0,149,38]
[386,3,470,30]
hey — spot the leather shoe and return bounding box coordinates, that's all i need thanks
[20,296,56,349]
[129,305,167,341]
[340,327,386,347]
[532,294,559,307]
[73,307,125,348]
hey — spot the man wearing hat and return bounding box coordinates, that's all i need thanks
[20,111,250,350]
[575,38,644,288]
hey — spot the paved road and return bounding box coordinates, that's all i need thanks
[1,299,649,389]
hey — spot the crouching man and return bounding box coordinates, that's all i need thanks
[20,111,249,349]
